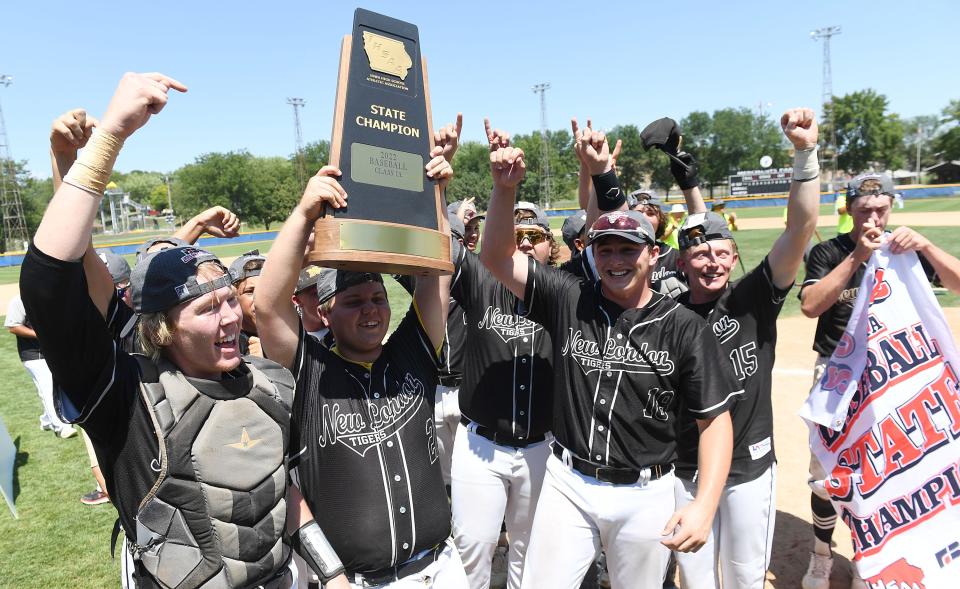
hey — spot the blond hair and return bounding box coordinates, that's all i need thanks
[136,262,234,363]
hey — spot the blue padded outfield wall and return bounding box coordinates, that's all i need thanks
[2,183,958,267]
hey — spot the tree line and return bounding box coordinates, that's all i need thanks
[8,90,960,234]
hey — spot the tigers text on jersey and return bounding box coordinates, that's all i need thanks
[289,307,449,574]
[451,250,553,441]
[522,258,741,470]
[676,257,789,485]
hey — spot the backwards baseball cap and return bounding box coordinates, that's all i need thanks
[135,236,189,262]
[95,249,131,285]
[678,212,735,250]
[630,189,665,209]
[296,265,335,295]
[560,210,588,250]
[847,173,896,201]
[586,210,656,246]
[514,201,551,232]
[129,246,232,314]
[316,270,385,305]
[448,211,465,241]
[447,200,485,224]
[228,249,266,284]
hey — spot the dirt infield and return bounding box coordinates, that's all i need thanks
[736,210,960,231]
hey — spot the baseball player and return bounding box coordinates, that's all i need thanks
[257,146,468,587]
[669,108,821,589]
[293,265,334,343]
[21,72,327,588]
[798,172,960,589]
[449,199,485,253]
[448,196,557,588]
[228,249,267,356]
[479,138,738,588]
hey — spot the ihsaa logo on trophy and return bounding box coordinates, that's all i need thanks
[362,31,413,80]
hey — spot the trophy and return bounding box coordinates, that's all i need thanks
[311,8,453,276]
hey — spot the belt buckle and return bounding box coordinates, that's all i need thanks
[594,467,611,483]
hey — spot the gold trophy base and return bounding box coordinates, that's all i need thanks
[310,217,453,277]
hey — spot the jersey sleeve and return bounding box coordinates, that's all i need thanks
[19,245,140,432]
[738,256,791,322]
[800,240,838,292]
[675,312,742,420]
[449,247,481,311]
[3,296,26,327]
[522,256,581,329]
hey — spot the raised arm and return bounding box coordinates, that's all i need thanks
[34,73,186,262]
[49,108,116,318]
[257,167,347,370]
[413,146,455,350]
[767,108,821,289]
[572,119,627,230]
[173,206,241,243]
[479,139,527,299]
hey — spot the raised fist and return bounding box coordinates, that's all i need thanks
[99,72,187,139]
[780,108,818,151]
[490,146,526,188]
[195,206,241,238]
[50,108,98,154]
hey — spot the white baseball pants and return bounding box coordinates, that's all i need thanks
[23,358,69,432]
[450,423,550,589]
[520,452,674,589]
[435,385,461,486]
[674,463,777,589]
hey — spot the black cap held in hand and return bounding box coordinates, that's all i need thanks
[640,117,682,155]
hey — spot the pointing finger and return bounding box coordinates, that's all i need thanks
[455,112,463,137]
[484,117,494,142]
[143,72,188,93]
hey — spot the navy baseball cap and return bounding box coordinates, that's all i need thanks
[228,249,266,284]
[129,246,232,314]
[316,270,385,305]
[678,212,735,250]
[296,265,334,295]
[587,211,656,246]
[560,210,587,250]
[135,236,189,262]
[847,173,896,201]
[95,249,131,285]
[514,201,551,232]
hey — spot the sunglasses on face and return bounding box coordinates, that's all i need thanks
[515,229,548,246]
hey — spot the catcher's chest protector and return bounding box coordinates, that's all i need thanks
[131,356,294,588]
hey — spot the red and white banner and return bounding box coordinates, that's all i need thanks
[801,244,960,589]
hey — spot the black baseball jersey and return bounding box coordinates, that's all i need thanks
[651,242,684,295]
[522,258,741,470]
[439,300,466,386]
[451,249,553,441]
[289,306,449,574]
[801,233,935,356]
[676,257,789,485]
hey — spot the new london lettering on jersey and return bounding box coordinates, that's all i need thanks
[478,305,541,344]
[561,328,675,376]
[800,245,960,588]
[317,374,426,457]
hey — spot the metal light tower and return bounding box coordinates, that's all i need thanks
[811,26,841,187]
[287,97,307,189]
[532,83,552,209]
[0,75,29,253]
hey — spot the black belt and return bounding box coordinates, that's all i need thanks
[438,374,461,387]
[460,417,546,448]
[552,443,670,485]
[349,543,445,586]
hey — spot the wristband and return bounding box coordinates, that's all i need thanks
[290,521,344,583]
[792,146,820,182]
[591,170,626,212]
[62,129,124,195]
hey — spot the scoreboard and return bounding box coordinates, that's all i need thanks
[728,168,793,196]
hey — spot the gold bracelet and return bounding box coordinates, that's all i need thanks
[62,129,124,195]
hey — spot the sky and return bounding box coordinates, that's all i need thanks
[2,0,957,178]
